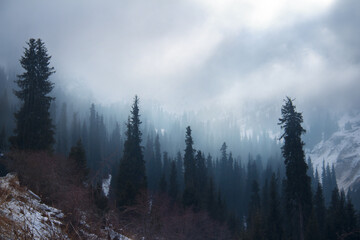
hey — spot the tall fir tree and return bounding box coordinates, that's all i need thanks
[116,96,147,207]
[183,126,197,208]
[11,38,55,151]
[278,97,312,240]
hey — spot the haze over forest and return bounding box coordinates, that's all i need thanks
[1,0,359,156]
[0,1,360,239]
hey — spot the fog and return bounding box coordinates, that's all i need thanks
[0,0,359,156]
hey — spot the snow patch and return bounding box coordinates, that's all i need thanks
[102,174,112,197]
[309,113,360,191]
[0,173,68,239]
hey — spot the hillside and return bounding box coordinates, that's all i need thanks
[309,114,360,191]
[0,173,68,239]
[0,173,130,240]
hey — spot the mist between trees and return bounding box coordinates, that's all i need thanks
[0,39,358,240]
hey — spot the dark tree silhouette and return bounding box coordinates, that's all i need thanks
[116,96,147,207]
[11,38,55,151]
[278,97,312,240]
[168,160,178,200]
[68,139,88,182]
[182,126,197,208]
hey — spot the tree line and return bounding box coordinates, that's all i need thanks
[1,38,359,239]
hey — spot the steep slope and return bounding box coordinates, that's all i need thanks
[309,114,360,191]
[0,173,131,240]
[0,173,68,239]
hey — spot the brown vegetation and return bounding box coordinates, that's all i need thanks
[1,151,231,239]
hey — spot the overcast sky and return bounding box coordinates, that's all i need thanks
[1,0,359,114]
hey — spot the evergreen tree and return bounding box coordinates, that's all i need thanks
[278,97,312,240]
[168,160,178,200]
[11,38,55,151]
[266,174,283,240]
[330,164,338,192]
[153,134,162,191]
[116,96,147,207]
[207,177,216,218]
[81,121,88,158]
[248,180,261,222]
[68,139,88,182]
[344,195,358,240]
[57,102,68,155]
[314,169,320,189]
[70,112,81,148]
[247,180,264,240]
[88,104,100,170]
[162,151,170,180]
[183,126,197,208]
[313,183,326,239]
[305,212,321,240]
[206,154,213,179]
[145,134,156,191]
[109,122,122,164]
[326,187,341,240]
[215,190,227,223]
[195,150,207,209]
[0,126,6,151]
[307,157,317,192]
[176,151,184,192]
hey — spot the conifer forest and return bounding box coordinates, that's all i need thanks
[0,1,360,239]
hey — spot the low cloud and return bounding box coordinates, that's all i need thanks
[0,0,359,114]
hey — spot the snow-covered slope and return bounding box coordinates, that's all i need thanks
[0,173,68,239]
[0,173,132,240]
[309,114,360,191]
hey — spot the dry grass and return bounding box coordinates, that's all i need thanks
[0,173,69,239]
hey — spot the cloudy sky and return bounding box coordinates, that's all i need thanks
[1,0,359,113]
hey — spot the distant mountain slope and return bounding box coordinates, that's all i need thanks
[309,114,360,191]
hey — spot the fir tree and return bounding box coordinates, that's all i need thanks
[116,96,147,207]
[278,97,311,240]
[57,102,68,155]
[195,150,207,209]
[68,139,88,182]
[176,151,184,192]
[145,134,156,191]
[313,183,326,239]
[266,174,283,240]
[326,187,341,240]
[153,134,162,191]
[344,195,358,240]
[0,126,6,151]
[183,126,197,208]
[11,38,55,151]
[207,177,216,218]
[168,160,178,200]
[248,180,261,222]
[70,112,81,148]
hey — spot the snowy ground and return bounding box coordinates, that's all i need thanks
[0,173,68,239]
[0,173,132,240]
[309,113,360,191]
